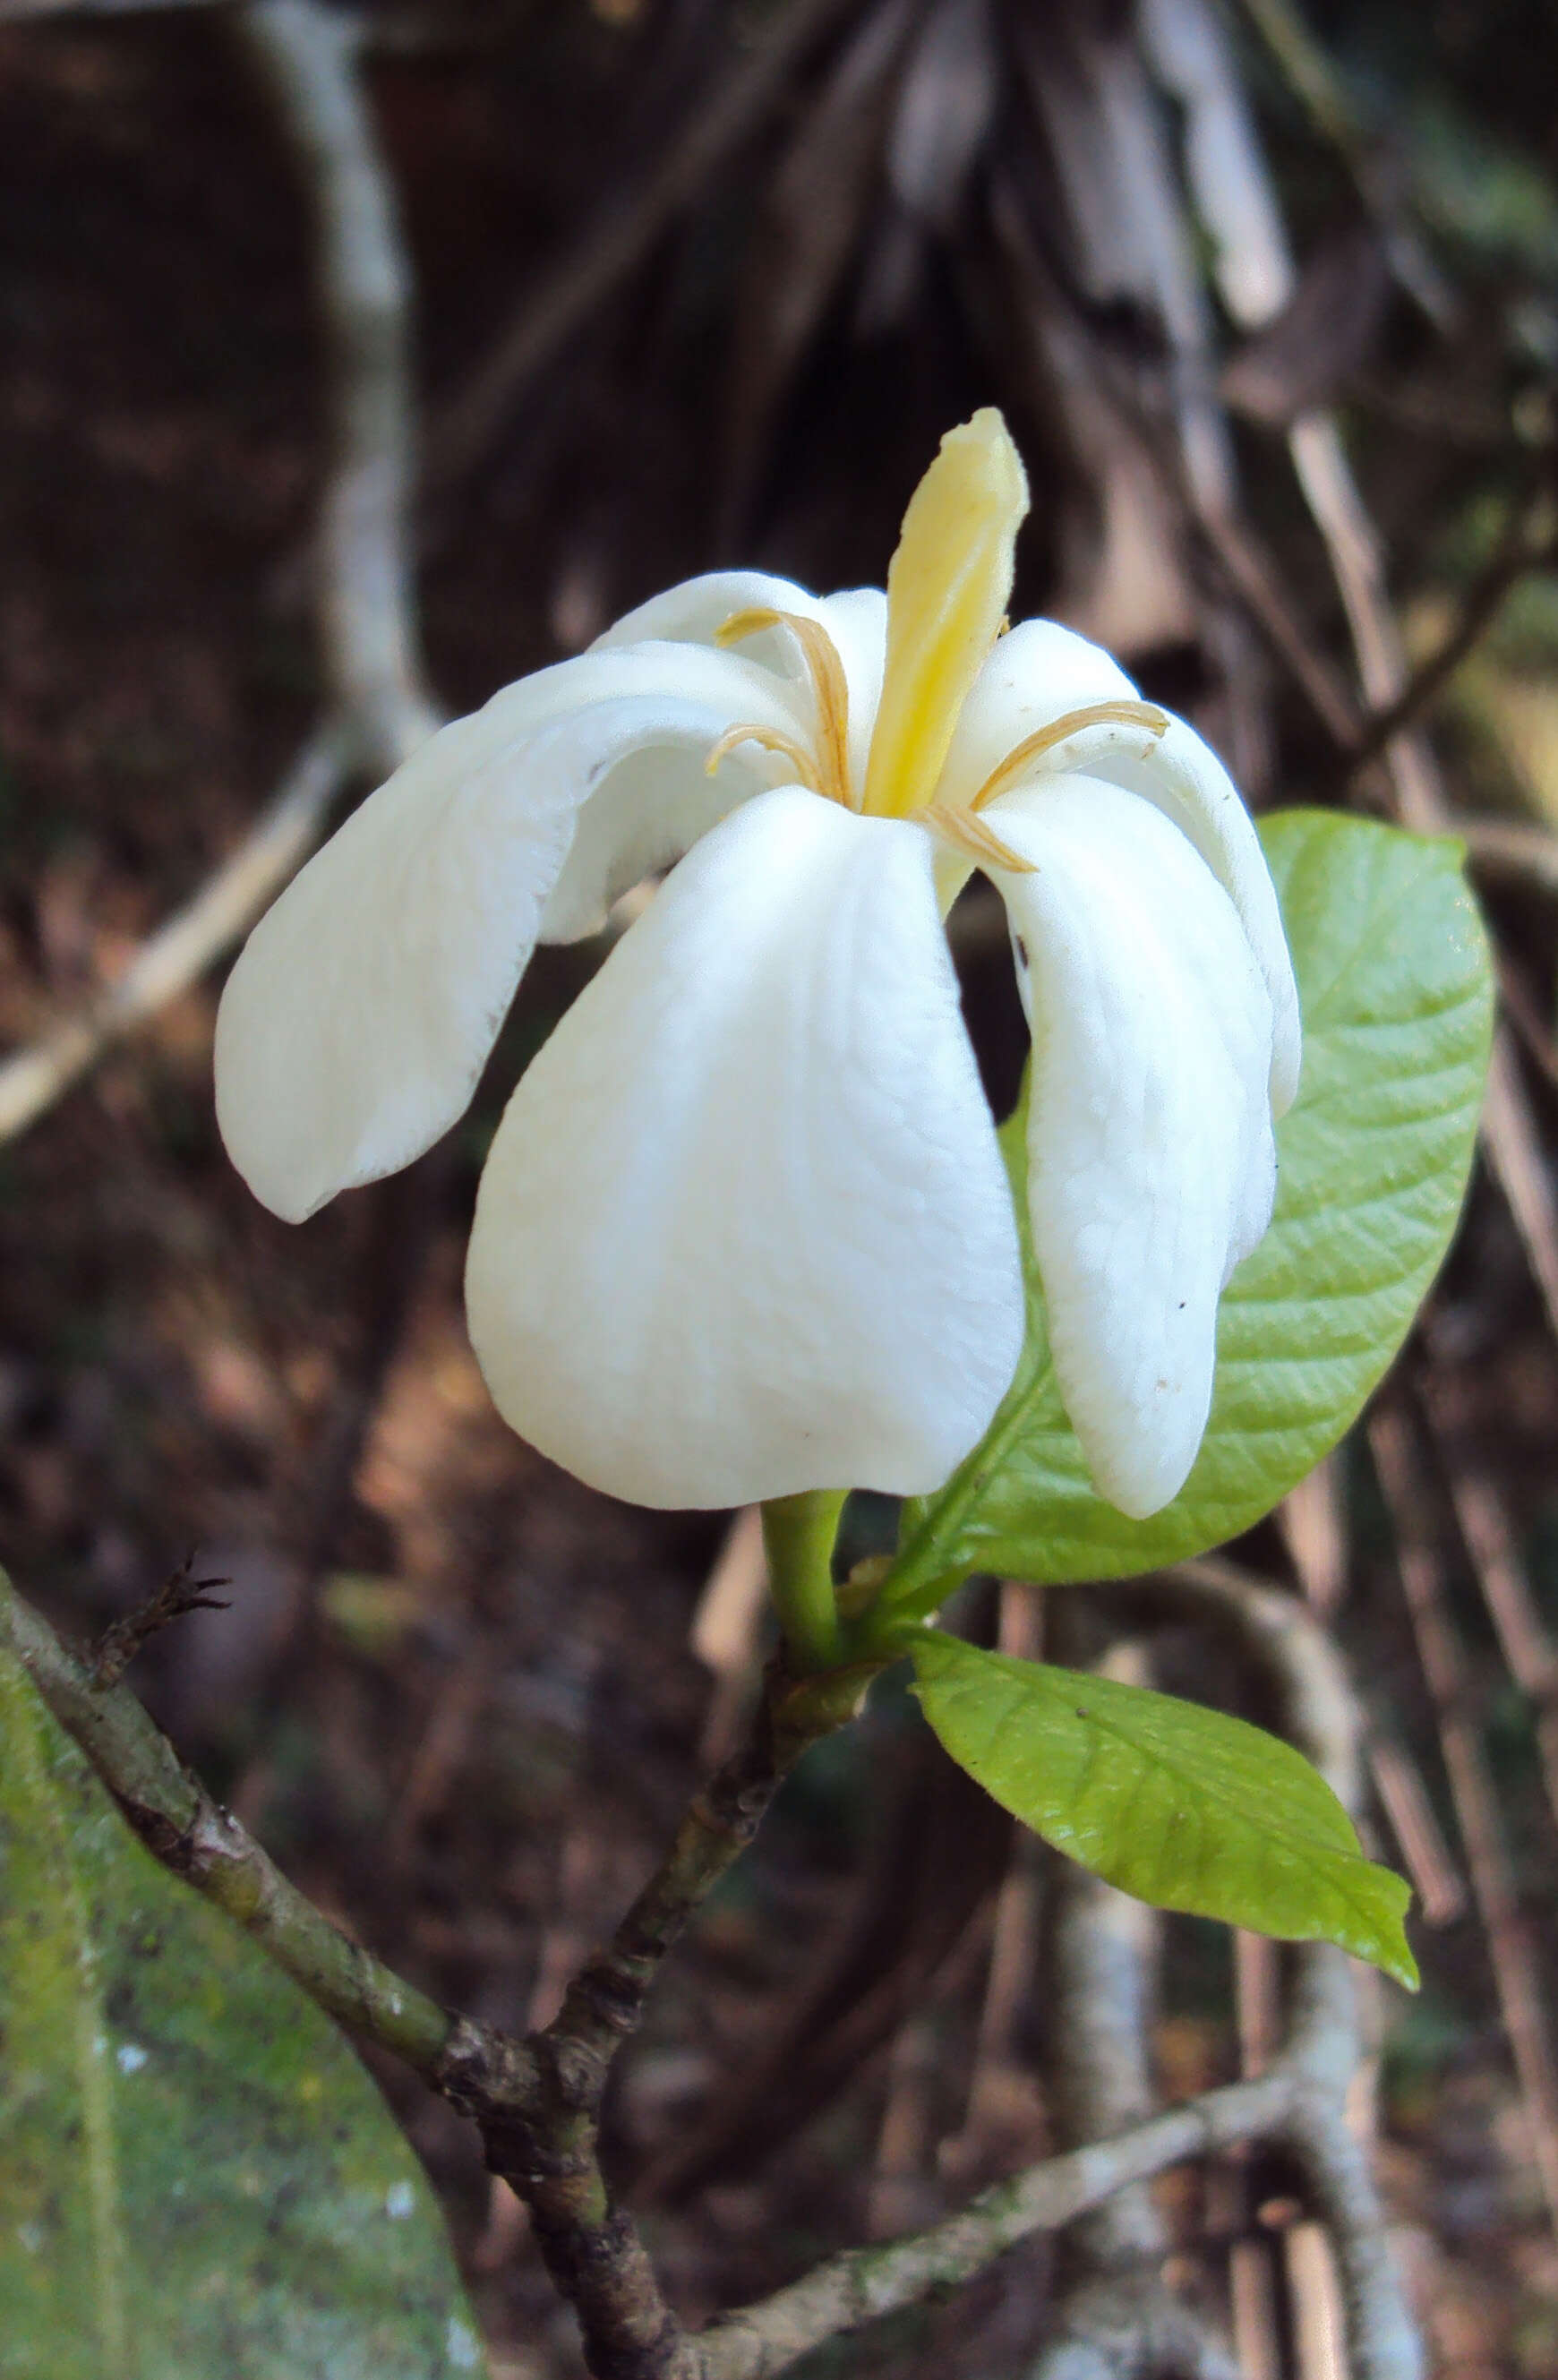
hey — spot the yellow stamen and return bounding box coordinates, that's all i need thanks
[861,409,1029,820]
[968,700,1169,812]
[920,800,1037,876]
[715,606,854,807]
[704,720,822,792]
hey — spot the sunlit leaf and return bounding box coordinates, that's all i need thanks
[912,1633,1417,1986]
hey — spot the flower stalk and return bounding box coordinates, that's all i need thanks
[761,1489,847,1674]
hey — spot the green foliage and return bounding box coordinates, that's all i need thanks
[880,812,1492,1617]
[911,1634,1417,1986]
[0,1649,485,2380]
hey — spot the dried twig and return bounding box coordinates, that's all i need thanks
[425,0,860,496]
[695,2072,1297,2380]
[1032,1634,1238,2380]
[1342,489,1557,772]
[1428,1425,1558,1836]
[940,1584,1047,2179]
[0,0,437,1148]
[1367,1406,1558,2237]
[1148,1558,1422,2380]
[1365,1736,1466,1929]
[1454,816,1558,894]
[4,1549,1426,2380]
[0,1566,465,2080]
[90,1552,232,1691]
[1477,1031,1558,1349]
[691,1505,770,1768]
[239,0,436,766]
[0,728,348,1143]
[0,1562,836,2380]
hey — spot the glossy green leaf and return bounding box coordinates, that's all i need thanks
[883,812,1492,1613]
[911,1634,1417,1985]
[0,1648,486,2380]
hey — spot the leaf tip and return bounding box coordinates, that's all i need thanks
[1347,1862,1419,1990]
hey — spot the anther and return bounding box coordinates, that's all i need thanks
[921,801,1037,876]
[716,607,855,808]
[705,721,822,792]
[968,700,1168,812]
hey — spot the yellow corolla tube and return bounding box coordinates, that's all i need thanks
[861,408,1030,820]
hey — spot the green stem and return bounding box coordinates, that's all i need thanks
[762,1491,846,1674]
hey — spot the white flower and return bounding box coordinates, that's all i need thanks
[216,412,1299,1520]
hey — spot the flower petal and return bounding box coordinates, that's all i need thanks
[937,618,1139,806]
[1078,715,1301,1116]
[216,646,805,1222]
[942,621,1300,1114]
[595,572,888,806]
[816,587,888,794]
[986,778,1278,1520]
[466,785,1023,1509]
[592,569,823,653]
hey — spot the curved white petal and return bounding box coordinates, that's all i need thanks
[816,586,888,794]
[591,570,823,653]
[466,786,1023,1510]
[937,620,1299,1116]
[217,645,806,1223]
[537,733,784,945]
[986,778,1278,1520]
[595,572,889,808]
[1076,715,1301,1115]
[936,619,1139,808]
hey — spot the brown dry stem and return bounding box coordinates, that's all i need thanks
[4,1553,1427,2380]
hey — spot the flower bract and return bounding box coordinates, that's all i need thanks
[216,411,1299,1520]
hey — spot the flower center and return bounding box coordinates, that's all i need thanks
[706,411,1169,884]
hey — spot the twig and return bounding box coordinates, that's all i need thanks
[694,2073,1297,2380]
[1279,1453,1348,1616]
[0,1566,467,2082]
[1429,1432,1558,1836]
[1454,815,1558,895]
[1494,958,1558,1096]
[1032,1637,1237,2380]
[691,1505,770,1768]
[868,2007,947,2240]
[1367,1405,1558,2237]
[1037,1875,1237,2380]
[424,0,859,494]
[0,728,348,1145]
[239,0,437,766]
[1230,0,1452,328]
[90,1552,232,1691]
[0,0,437,1150]
[1228,1929,1286,2380]
[1117,1559,1422,2377]
[428,1657,860,2380]
[1365,1737,1466,1928]
[0,1560,837,2380]
[1478,1030,1558,1350]
[1156,44,1558,2173]
[1343,491,1557,772]
[940,1584,1047,2179]
[4,1541,1430,2380]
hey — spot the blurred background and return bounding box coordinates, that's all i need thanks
[2,0,1557,2372]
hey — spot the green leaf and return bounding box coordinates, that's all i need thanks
[911,1634,1417,1985]
[0,1648,486,2380]
[884,812,1492,1611]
